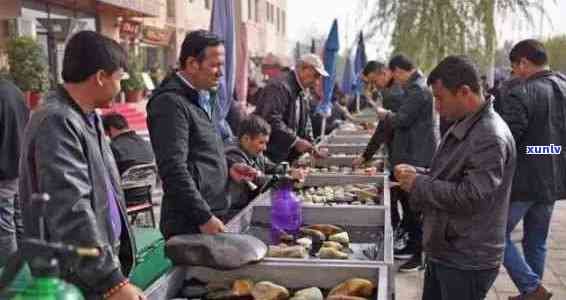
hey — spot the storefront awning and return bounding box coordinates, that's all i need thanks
[37,0,95,13]
[96,0,161,17]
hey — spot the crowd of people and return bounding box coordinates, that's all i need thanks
[1,27,566,300]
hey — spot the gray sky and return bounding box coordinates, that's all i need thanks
[286,1,375,56]
[287,0,566,61]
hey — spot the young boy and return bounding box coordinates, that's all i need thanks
[226,115,305,210]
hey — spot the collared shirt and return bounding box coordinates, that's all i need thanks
[176,72,212,119]
[87,113,122,242]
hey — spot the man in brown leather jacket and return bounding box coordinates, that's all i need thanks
[395,56,516,300]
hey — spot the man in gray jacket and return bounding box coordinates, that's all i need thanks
[19,31,144,299]
[395,56,516,300]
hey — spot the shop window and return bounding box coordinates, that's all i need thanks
[255,0,260,22]
[270,4,274,24]
[282,10,286,34]
[167,0,175,18]
[276,7,280,31]
[20,1,96,87]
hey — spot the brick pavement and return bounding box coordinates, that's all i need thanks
[395,201,566,300]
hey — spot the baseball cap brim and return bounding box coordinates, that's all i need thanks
[315,67,329,77]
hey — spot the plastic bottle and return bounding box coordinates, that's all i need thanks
[270,163,302,244]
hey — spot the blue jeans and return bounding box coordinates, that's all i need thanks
[503,201,554,294]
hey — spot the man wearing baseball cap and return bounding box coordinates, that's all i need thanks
[254,53,328,163]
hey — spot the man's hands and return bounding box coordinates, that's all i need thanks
[313,147,329,159]
[294,139,328,159]
[229,163,258,183]
[376,107,391,121]
[106,283,146,300]
[290,168,308,183]
[294,138,314,153]
[199,215,225,234]
[394,164,417,192]
[352,156,365,168]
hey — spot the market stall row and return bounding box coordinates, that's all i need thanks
[144,117,395,300]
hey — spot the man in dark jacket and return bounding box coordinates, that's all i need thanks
[18,31,143,299]
[396,56,516,300]
[147,30,255,239]
[0,79,29,267]
[498,39,566,300]
[102,112,155,175]
[493,73,522,116]
[375,54,439,271]
[354,60,403,163]
[352,61,406,245]
[254,53,328,163]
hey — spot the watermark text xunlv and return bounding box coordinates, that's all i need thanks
[526,144,562,155]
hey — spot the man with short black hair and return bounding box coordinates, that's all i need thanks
[498,39,566,300]
[376,54,439,272]
[350,61,390,111]
[396,55,516,300]
[354,61,407,245]
[254,53,329,163]
[355,60,404,166]
[19,31,144,299]
[148,30,256,238]
[102,112,154,175]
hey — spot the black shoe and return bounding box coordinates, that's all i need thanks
[394,245,416,260]
[398,255,424,273]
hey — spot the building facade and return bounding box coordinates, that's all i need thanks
[238,0,288,62]
[0,0,288,87]
[0,0,167,84]
[167,0,289,69]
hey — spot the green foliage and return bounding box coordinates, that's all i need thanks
[544,35,566,73]
[122,51,145,92]
[5,36,49,92]
[494,41,514,70]
[362,0,541,72]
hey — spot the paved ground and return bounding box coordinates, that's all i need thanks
[395,201,566,300]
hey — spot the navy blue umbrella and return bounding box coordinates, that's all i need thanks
[210,0,236,142]
[353,31,367,94]
[316,19,340,116]
[341,50,355,95]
